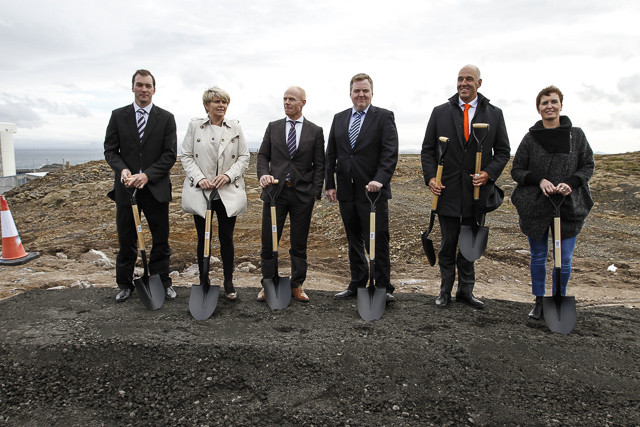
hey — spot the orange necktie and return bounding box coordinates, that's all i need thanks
[463,104,471,142]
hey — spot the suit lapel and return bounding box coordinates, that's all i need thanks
[125,105,139,144]
[141,106,159,146]
[450,104,466,149]
[353,105,375,151]
[295,119,312,157]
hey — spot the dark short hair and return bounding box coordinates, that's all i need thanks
[132,69,156,88]
[536,85,563,108]
[350,73,373,92]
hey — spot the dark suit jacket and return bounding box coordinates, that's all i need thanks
[421,93,510,218]
[104,103,177,205]
[325,105,399,202]
[257,117,325,202]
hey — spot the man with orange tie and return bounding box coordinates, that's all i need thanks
[420,65,510,309]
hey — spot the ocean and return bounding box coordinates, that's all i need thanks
[14,149,105,171]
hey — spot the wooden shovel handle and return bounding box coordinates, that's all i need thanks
[473,152,482,200]
[270,206,278,252]
[432,164,443,210]
[132,205,146,252]
[369,212,375,261]
[472,123,489,129]
[204,208,212,257]
[554,217,561,269]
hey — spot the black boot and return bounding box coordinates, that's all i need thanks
[528,296,543,320]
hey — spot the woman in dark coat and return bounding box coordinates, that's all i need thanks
[511,86,594,320]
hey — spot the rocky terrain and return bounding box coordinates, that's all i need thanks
[0,152,639,426]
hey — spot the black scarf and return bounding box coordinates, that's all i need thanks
[529,116,572,154]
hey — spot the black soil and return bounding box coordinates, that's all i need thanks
[0,288,638,426]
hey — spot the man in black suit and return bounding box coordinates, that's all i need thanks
[326,73,399,301]
[257,86,325,302]
[104,69,177,302]
[421,64,510,309]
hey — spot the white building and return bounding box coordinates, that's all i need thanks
[0,123,17,178]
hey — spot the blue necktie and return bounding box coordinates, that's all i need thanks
[287,120,297,158]
[349,111,363,149]
[137,109,147,141]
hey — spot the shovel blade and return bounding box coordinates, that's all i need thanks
[459,225,489,261]
[357,286,386,322]
[542,296,577,335]
[134,274,165,311]
[262,276,291,310]
[189,284,220,320]
[421,233,436,266]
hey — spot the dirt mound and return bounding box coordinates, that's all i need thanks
[1,288,639,426]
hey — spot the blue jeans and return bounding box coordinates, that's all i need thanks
[528,230,577,297]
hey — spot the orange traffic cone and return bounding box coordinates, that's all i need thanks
[0,195,40,266]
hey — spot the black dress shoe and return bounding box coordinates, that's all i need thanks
[435,292,451,307]
[456,292,484,309]
[334,289,356,300]
[386,293,395,302]
[165,286,177,300]
[115,288,132,302]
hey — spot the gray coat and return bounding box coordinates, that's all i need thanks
[511,116,594,240]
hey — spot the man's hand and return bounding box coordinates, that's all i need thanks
[366,181,383,192]
[120,169,132,185]
[259,175,275,188]
[124,172,149,189]
[470,171,490,187]
[326,189,337,202]
[428,177,445,196]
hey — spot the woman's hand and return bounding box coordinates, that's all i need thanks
[212,174,230,189]
[539,178,556,196]
[197,178,214,190]
[556,182,572,196]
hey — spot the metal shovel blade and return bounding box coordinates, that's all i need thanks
[421,232,436,266]
[262,276,291,310]
[459,224,489,262]
[134,273,165,311]
[189,284,219,321]
[542,295,576,335]
[357,285,387,322]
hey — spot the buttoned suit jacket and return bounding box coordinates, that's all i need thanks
[325,105,399,202]
[104,103,177,205]
[257,117,325,203]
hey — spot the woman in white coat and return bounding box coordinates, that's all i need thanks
[181,87,250,300]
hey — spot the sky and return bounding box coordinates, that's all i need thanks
[1,0,640,155]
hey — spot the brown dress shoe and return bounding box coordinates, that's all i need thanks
[257,288,265,302]
[291,287,310,302]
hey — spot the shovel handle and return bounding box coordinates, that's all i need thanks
[204,207,212,257]
[270,205,278,252]
[438,136,449,143]
[473,151,482,200]
[369,212,375,261]
[132,204,146,252]
[554,217,561,269]
[432,164,443,210]
[472,123,489,129]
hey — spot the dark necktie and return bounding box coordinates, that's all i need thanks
[287,120,297,158]
[137,109,147,141]
[349,111,363,149]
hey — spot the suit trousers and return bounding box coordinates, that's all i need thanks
[260,186,314,288]
[339,195,393,293]
[193,198,237,280]
[437,215,475,295]
[115,187,171,290]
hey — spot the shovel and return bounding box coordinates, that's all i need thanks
[261,180,292,310]
[189,188,220,320]
[421,136,449,266]
[460,123,490,262]
[357,187,386,322]
[128,187,165,311]
[543,195,577,335]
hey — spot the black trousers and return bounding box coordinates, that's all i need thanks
[339,196,393,293]
[260,186,314,288]
[115,187,171,290]
[193,198,237,279]
[437,215,475,295]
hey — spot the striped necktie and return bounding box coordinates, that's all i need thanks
[287,120,297,158]
[349,111,363,149]
[137,109,147,141]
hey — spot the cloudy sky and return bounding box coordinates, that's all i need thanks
[2,0,639,155]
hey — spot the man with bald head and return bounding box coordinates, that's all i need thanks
[421,65,510,309]
[256,86,325,302]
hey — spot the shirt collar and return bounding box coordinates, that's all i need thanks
[458,97,478,109]
[287,115,305,124]
[351,105,371,116]
[203,116,231,128]
[134,102,153,114]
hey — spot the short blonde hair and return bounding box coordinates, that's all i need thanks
[202,86,230,112]
[350,73,373,92]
